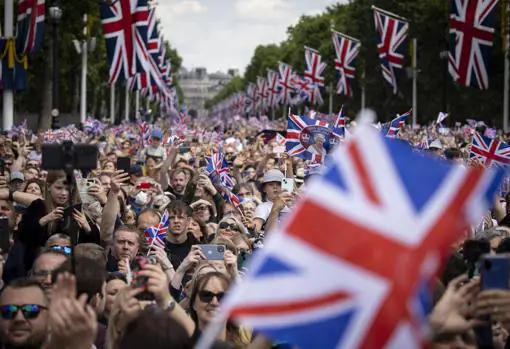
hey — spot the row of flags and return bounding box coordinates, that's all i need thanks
[100,0,178,112]
[211,0,503,117]
[0,0,45,91]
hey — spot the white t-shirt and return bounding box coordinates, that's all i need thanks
[255,201,291,223]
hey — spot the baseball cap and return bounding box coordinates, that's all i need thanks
[429,139,443,150]
[262,169,284,184]
[10,172,25,182]
[152,128,163,140]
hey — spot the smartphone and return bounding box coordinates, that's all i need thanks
[137,182,153,190]
[63,204,82,218]
[131,256,157,300]
[0,217,10,253]
[76,178,98,204]
[199,245,225,260]
[281,178,295,193]
[481,254,510,290]
[117,157,131,173]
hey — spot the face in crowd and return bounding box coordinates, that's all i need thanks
[0,282,49,349]
[111,229,140,261]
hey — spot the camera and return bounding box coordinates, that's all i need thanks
[217,245,225,253]
[41,141,98,171]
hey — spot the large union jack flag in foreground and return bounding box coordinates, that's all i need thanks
[373,6,409,94]
[332,30,361,97]
[197,114,506,349]
[448,0,499,90]
[16,0,45,55]
[101,0,149,84]
[469,132,510,166]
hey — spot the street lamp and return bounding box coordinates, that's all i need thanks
[49,1,62,129]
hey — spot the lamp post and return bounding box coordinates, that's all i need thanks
[49,1,62,129]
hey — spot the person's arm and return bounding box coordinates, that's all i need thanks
[0,187,40,207]
[264,197,286,234]
[99,171,129,243]
[159,146,178,189]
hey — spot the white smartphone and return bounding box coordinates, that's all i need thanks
[281,178,295,193]
[77,178,99,204]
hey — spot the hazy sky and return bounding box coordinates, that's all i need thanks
[158,0,345,73]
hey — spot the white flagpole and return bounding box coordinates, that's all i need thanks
[135,90,140,118]
[110,84,115,123]
[79,14,88,124]
[124,84,130,121]
[361,68,366,110]
[412,38,418,128]
[2,0,14,131]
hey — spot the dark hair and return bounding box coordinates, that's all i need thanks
[167,200,192,217]
[190,215,208,243]
[107,272,128,284]
[232,183,252,196]
[5,277,46,295]
[23,179,43,193]
[52,255,106,301]
[444,148,463,160]
[118,307,193,349]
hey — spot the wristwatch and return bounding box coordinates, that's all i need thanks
[162,298,176,312]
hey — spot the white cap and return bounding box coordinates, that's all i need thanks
[429,139,443,150]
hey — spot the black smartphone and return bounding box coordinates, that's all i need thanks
[0,217,10,253]
[63,204,82,218]
[116,157,131,173]
[481,254,510,290]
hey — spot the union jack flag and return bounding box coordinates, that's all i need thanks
[372,6,409,94]
[257,76,268,112]
[101,0,149,84]
[385,109,412,138]
[245,83,258,114]
[206,153,234,189]
[16,0,45,55]
[469,132,510,166]
[266,69,279,109]
[333,106,346,139]
[304,47,326,105]
[332,30,361,97]
[292,75,313,105]
[448,0,499,89]
[144,210,169,249]
[278,62,296,106]
[197,118,506,349]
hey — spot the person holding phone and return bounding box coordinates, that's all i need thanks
[15,171,101,273]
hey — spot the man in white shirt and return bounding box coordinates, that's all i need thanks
[140,128,167,162]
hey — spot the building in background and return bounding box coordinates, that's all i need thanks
[179,67,238,116]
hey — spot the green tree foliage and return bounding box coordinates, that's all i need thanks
[206,0,509,126]
[1,1,182,129]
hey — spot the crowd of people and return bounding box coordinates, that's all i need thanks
[0,113,507,349]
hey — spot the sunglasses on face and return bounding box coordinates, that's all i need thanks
[0,304,47,320]
[219,222,239,231]
[198,290,225,303]
[49,245,72,255]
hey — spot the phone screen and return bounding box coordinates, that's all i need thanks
[0,218,10,253]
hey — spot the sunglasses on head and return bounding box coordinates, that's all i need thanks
[198,290,225,303]
[0,304,47,320]
[49,245,72,255]
[219,222,239,231]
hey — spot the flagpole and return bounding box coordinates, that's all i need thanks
[505,52,509,132]
[79,14,88,124]
[361,67,366,110]
[109,84,115,124]
[412,37,418,128]
[135,90,140,119]
[328,82,333,117]
[124,84,130,121]
[2,0,14,131]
